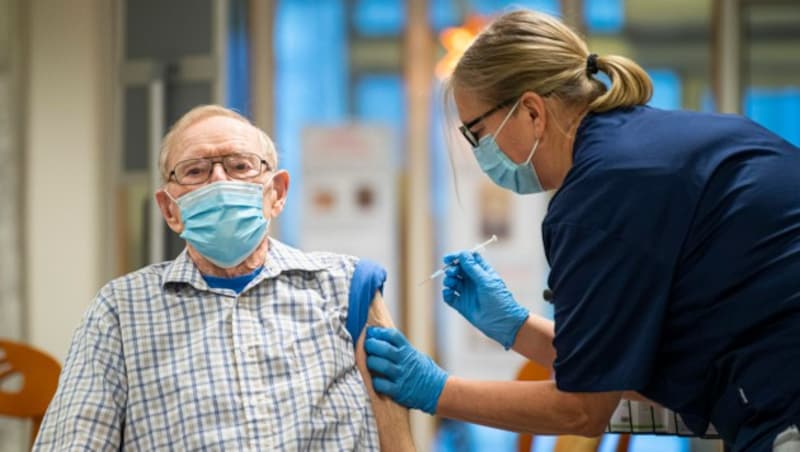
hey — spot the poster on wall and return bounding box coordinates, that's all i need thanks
[299,124,400,322]
[437,140,551,382]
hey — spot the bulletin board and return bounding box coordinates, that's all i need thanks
[300,123,400,322]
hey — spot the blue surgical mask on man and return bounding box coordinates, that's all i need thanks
[166,180,270,268]
[473,99,544,194]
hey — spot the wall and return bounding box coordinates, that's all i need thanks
[24,0,111,361]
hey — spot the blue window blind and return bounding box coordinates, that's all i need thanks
[429,0,460,30]
[354,0,405,36]
[700,89,716,113]
[745,87,800,146]
[647,69,682,110]
[699,87,800,146]
[429,0,561,37]
[626,435,690,452]
[585,0,624,33]
[355,75,405,123]
[275,0,347,245]
[469,0,559,16]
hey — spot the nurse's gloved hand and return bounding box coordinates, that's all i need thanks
[442,251,529,349]
[364,327,447,414]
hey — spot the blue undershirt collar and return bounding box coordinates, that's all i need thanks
[202,267,262,294]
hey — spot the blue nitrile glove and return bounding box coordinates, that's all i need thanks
[442,251,529,349]
[364,327,447,414]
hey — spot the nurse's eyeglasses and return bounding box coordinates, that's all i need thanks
[458,97,517,148]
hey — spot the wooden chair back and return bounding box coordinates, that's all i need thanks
[0,339,61,447]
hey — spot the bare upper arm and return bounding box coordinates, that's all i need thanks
[354,291,395,383]
[354,291,415,451]
[354,291,393,386]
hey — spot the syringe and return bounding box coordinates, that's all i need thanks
[418,234,499,285]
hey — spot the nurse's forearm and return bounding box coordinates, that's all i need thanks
[511,316,650,405]
[436,377,621,437]
[511,314,556,368]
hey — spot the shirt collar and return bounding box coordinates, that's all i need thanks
[162,248,206,290]
[260,237,329,278]
[161,237,329,290]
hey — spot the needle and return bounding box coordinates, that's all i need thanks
[418,235,498,286]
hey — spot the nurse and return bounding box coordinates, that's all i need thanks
[364,8,800,452]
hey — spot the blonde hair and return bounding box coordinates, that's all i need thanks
[449,9,652,113]
[158,105,277,183]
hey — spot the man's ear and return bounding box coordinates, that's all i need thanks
[155,189,183,234]
[520,91,547,137]
[266,170,290,218]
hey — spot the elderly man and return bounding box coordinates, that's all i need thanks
[34,105,413,450]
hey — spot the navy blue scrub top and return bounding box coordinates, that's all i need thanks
[543,106,800,451]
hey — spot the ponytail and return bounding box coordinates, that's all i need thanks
[451,10,653,114]
[588,55,653,112]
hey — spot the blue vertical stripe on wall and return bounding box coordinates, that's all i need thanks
[226,0,250,117]
[274,0,347,246]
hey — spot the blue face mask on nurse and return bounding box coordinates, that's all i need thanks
[466,97,544,194]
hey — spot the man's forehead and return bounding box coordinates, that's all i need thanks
[182,115,255,141]
[172,115,263,161]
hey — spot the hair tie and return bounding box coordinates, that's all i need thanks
[586,53,599,76]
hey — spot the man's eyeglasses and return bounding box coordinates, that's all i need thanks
[169,152,271,185]
[458,97,517,148]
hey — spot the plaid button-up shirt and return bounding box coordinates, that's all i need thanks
[35,239,379,451]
